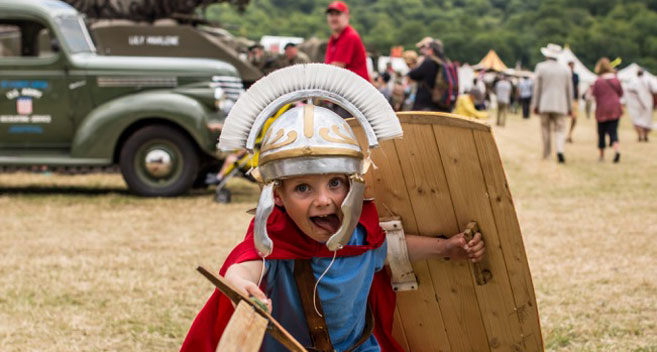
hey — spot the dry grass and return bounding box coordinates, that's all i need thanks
[493,111,657,352]
[0,111,656,351]
[0,177,258,351]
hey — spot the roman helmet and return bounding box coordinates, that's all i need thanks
[219,64,402,257]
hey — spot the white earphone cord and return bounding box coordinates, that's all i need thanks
[313,251,337,317]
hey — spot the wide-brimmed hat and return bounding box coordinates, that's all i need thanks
[540,43,562,59]
[402,50,418,63]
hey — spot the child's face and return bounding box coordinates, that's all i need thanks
[274,174,349,243]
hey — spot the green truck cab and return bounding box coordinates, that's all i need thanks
[0,0,244,196]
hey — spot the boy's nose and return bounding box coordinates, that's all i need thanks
[313,188,333,207]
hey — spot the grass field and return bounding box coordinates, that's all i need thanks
[1,111,656,351]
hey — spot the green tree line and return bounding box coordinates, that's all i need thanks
[206,0,657,72]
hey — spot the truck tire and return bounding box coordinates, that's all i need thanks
[119,125,199,197]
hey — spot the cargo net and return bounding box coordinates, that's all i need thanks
[63,0,250,22]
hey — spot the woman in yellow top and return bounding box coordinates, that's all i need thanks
[454,88,488,120]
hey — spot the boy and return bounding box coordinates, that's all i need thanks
[181,64,485,352]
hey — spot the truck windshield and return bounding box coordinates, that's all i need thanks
[54,15,96,53]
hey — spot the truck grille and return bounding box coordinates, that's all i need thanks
[212,75,244,101]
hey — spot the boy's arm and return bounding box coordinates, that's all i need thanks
[224,260,271,310]
[404,233,485,263]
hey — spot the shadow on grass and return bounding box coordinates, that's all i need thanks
[0,172,260,203]
[0,185,131,196]
[0,185,260,203]
[0,186,220,197]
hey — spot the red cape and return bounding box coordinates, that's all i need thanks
[181,201,404,352]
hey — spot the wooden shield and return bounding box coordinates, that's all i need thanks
[349,112,543,352]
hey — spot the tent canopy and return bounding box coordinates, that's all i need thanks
[475,49,508,72]
[617,63,657,84]
[555,45,597,84]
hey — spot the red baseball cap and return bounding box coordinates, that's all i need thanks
[326,1,349,14]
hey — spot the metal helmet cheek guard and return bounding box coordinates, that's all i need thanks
[219,64,403,257]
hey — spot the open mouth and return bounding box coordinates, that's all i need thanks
[310,213,341,234]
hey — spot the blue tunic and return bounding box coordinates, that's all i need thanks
[262,225,387,352]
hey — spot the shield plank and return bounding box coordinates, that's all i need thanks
[349,112,543,352]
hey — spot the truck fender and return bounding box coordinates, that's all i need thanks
[71,91,216,160]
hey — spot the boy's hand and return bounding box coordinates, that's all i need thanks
[241,277,273,312]
[444,232,486,263]
[225,263,273,312]
[227,275,273,312]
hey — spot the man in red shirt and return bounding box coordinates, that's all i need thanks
[324,1,370,82]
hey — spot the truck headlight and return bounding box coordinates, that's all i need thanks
[218,99,235,114]
[214,87,225,109]
[214,87,235,114]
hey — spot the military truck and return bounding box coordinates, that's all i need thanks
[0,0,245,197]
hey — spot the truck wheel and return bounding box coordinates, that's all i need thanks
[119,125,199,197]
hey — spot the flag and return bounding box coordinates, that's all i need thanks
[17,98,32,115]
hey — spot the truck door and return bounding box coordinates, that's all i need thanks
[0,19,73,151]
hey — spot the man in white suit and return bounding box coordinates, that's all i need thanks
[532,44,573,163]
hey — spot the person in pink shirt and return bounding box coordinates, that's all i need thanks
[591,57,623,163]
[324,1,369,82]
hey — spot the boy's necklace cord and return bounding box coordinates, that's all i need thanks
[313,251,338,317]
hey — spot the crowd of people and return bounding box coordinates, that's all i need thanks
[238,2,655,166]
[373,41,656,165]
[532,44,656,164]
[246,41,310,75]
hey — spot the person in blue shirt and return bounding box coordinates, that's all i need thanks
[517,76,534,119]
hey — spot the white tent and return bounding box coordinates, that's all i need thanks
[556,45,597,84]
[377,56,410,76]
[617,63,657,85]
[502,68,533,78]
[458,64,475,94]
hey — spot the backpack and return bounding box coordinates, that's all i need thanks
[428,56,459,110]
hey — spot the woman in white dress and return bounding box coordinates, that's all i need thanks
[626,69,656,142]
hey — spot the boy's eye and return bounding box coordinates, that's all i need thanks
[329,177,345,188]
[294,184,309,193]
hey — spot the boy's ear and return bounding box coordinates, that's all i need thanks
[273,187,284,207]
